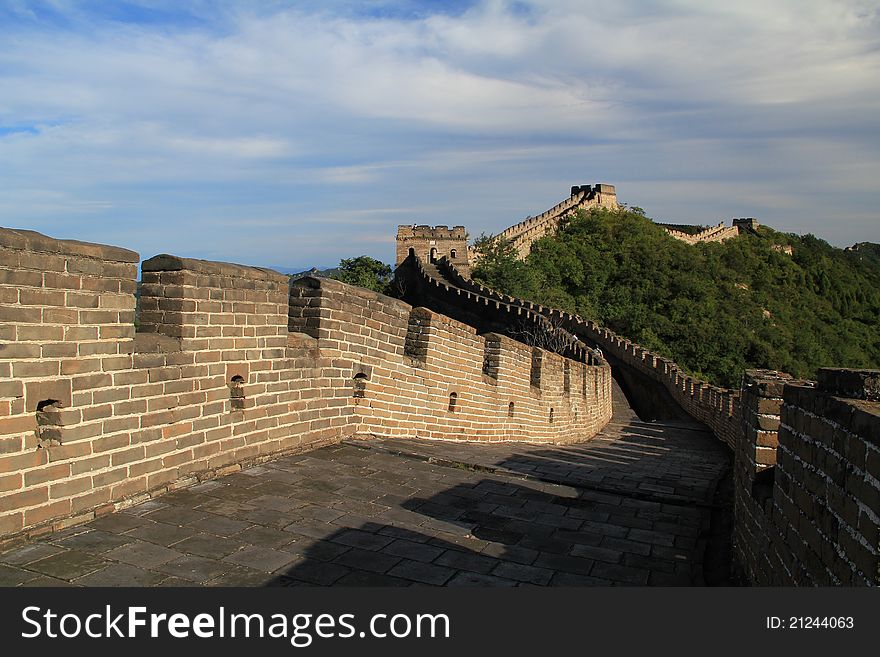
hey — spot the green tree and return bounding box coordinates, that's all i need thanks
[481,206,880,388]
[331,256,392,294]
[470,233,537,298]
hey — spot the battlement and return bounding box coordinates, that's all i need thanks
[396,225,468,240]
[570,183,616,197]
[661,217,760,245]
[471,184,619,262]
[396,224,470,274]
[734,369,879,585]
[397,256,880,586]
[0,225,610,542]
[733,217,759,231]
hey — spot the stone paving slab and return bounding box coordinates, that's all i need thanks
[0,415,729,587]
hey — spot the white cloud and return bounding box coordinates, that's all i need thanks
[0,0,877,265]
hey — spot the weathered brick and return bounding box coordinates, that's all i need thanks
[49,477,92,498]
[43,272,82,289]
[0,415,37,435]
[0,486,48,513]
[65,292,100,308]
[0,269,42,287]
[19,289,66,307]
[41,343,78,358]
[46,441,92,461]
[24,499,71,527]
[0,450,49,474]
[0,512,23,535]
[110,476,148,500]
[0,472,22,493]
[72,373,113,391]
[71,454,110,476]
[24,463,71,486]
[111,446,145,467]
[12,361,59,378]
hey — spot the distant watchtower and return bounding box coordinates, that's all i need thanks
[396,225,470,275]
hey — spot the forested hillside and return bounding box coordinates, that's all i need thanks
[471,207,880,388]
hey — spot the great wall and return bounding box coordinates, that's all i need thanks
[0,185,877,586]
[460,183,760,260]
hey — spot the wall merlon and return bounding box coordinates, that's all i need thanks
[0,227,139,263]
[818,368,880,402]
[141,254,288,283]
[2,225,618,542]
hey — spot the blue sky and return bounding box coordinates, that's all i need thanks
[1,0,878,270]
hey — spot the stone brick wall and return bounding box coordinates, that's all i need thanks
[432,258,743,448]
[733,369,880,585]
[468,184,618,262]
[411,250,880,587]
[292,276,611,443]
[0,227,612,543]
[395,225,469,274]
[0,228,140,538]
[662,222,741,245]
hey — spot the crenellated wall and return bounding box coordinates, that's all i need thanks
[659,218,759,245]
[0,227,612,543]
[428,257,743,447]
[3,219,876,583]
[396,225,470,274]
[410,256,879,586]
[292,276,611,444]
[468,184,618,262]
[662,222,740,245]
[734,369,880,585]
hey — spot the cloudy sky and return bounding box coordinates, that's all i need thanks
[1,0,878,269]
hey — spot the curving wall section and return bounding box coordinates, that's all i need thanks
[0,227,613,544]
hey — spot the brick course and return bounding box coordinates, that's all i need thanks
[0,227,612,542]
[413,251,880,587]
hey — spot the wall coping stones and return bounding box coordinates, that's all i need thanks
[818,368,880,402]
[294,276,411,314]
[142,254,288,283]
[743,369,793,398]
[0,226,139,263]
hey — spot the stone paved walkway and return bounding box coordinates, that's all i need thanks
[0,416,730,587]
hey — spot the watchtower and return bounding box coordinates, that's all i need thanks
[733,217,760,232]
[396,225,470,275]
[570,183,618,208]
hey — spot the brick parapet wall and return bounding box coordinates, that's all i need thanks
[139,254,290,349]
[395,225,469,272]
[436,257,742,448]
[467,184,618,262]
[416,247,880,587]
[733,369,880,585]
[733,371,798,584]
[739,371,790,471]
[0,227,613,543]
[434,256,880,586]
[663,222,740,245]
[404,256,597,365]
[291,276,612,444]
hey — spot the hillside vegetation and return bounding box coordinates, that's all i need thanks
[471,207,880,388]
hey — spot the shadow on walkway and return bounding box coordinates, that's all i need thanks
[0,415,733,587]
